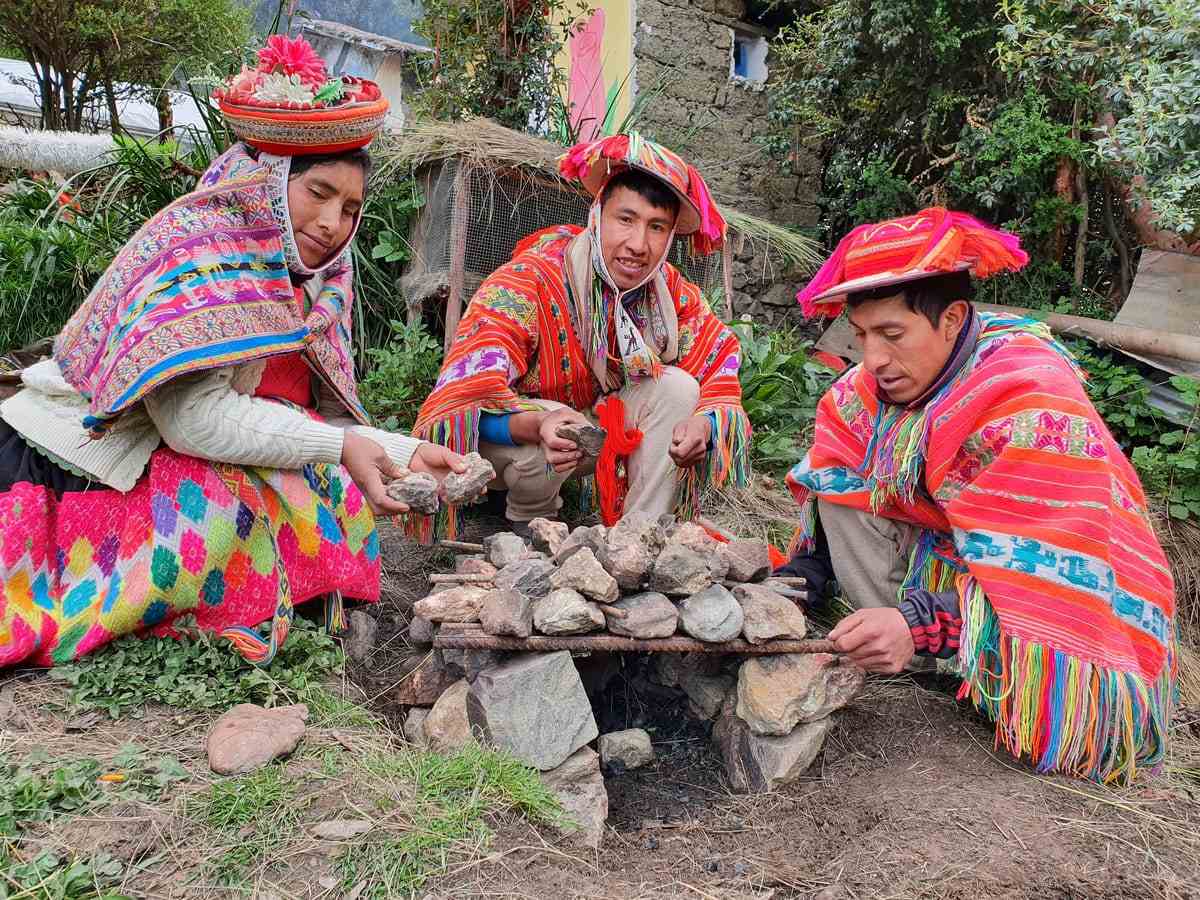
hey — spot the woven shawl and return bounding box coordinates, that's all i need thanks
[413,224,750,531]
[54,143,366,435]
[787,312,1176,783]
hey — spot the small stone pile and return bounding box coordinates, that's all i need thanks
[398,513,864,848]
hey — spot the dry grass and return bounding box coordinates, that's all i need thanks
[377,117,822,274]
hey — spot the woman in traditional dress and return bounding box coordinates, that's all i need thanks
[0,36,464,668]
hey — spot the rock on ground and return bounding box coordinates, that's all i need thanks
[604,591,678,639]
[423,679,474,753]
[600,513,665,590]
[533,589,605,635]
[390,650,461,705]
[467,651,598,770]
[441,648,508,682]
[479,589,533,638]
[493,557,556,599]
[722,540,772,583]
[342,609,377,664]
[678,584,744,642]
[649,544,712,596]
[598,728,655,772]
[553,524,607,565]
[736,653,865,736]
[650,651,722,688]
[407,614,435,646]
[714,710,832,792]
[528,518,569,555]
[680,672,734,720]
[402,708,430,747]
[549,547,618,604]
[484,532,530,568]
[733,583,808,644]
[540,746,608,849]
[310,819,373,840]
[440,451,496,504]
[207,703,308,775]
[455,556,497,577]
[413,586,488,623]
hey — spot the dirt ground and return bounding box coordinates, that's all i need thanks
[368,519,1200,900]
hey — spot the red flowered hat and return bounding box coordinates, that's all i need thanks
[796,207,1029,318]
[215,35,389,156]
[559,132,727,255]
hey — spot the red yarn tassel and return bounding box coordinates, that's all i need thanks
[595,396,643,526]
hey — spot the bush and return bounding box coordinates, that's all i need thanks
[359,319,444,433]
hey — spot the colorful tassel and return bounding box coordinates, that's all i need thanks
[595,395,643,526]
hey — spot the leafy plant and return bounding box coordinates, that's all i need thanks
[359,319,444,433]
[54,619,344,719]
[1132,376,1200,520]
[0,848,124,900]
[731,319,837,474]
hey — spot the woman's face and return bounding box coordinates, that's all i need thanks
[286,160,365,267]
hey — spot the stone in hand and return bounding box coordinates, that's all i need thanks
[440,451,496,504]
[555,421,607,456]
[385,469,439,515]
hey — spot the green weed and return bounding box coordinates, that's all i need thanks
[337,743,564,898]
[0,848,125,900]
[54,619,344,719]
[359,318,444,433]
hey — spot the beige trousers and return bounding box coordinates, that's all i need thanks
[479,366,701,523]
[817,498,919,611]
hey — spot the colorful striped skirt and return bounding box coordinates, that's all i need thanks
[0,422,379,668]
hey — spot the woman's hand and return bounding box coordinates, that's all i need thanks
[408,442,469,484]
[341,431,410,516]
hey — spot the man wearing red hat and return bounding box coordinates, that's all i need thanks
[781,207,1176,783]
[414,133,750,534]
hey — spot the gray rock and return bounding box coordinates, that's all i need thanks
[599,513,664,589]
[650,651,722,688]
[408,615,435,646]
[733,583,808,644]
[534,588,605,635]
[310,819,373,840]
[207,703,308,775]
[540,746,608,848]
[680,672,735,720]
[390,650,460,705]
[722,540,771,583]
[604,591,677,639]
[342,610,378,664]
[555,421,607,456]
[413,586,488,623]
[455,556,497,577]
[479,589,533,638]
[554,524,608,565]
[549,548,618,604]
[493,557,556,599]
[650,544,712,596]
[467,651,598,770]
[441,648,507,681]
[484,532,530,568]
[528,518,569,555]
[598,728,655,772]
[714,711,832,792]
[424,679,475,753]
[386,470,439,516]
[440,451,496,504]
[666,522,729,581]
[678,584,744,642]
[736,654,865,736]
[402,707,429,747]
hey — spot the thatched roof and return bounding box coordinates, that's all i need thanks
[376,117,821,275]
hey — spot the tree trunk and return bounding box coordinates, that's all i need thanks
[98,53,121,134]
[1052,157,1074,261]
[1073,168,1088,286]
[155,88,173,138]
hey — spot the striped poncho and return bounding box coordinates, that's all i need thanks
[413,224,750,531]
[787,312,1176,783]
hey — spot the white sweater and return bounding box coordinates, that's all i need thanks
[0,357,423,491]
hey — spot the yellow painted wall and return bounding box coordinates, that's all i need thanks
[553,0,634,136]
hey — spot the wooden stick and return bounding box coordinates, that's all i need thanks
[767,576,808,587]
[429,573,494,585]
[438,539,484,552]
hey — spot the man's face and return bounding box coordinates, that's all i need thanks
[847,294,968,403]
[599,185,676,291]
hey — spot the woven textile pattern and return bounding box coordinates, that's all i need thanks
[0,448,378,668]
[52,143,366,436]
[786,313,1176,783]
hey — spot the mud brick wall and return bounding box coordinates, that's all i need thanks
[633,0,822,326]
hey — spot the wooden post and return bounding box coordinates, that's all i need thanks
[444,162,471,354]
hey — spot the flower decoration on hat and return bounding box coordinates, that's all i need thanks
[796,207,1029,318]
[215,35,389,155]
[559,132,727,256]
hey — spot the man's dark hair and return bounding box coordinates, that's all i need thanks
[601,168,680,221]
[846,270,974,328]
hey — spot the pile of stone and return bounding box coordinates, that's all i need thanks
[397,514,864,849]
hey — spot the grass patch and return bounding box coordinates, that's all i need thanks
[0,847,124,900]
[336,743,564,898]
[53,619,345,719]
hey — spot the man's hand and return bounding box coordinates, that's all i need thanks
[537,408,590,473]
[341,431,410,516]
[408,442,468,485]
[829,607,915,673]
[669,414,711,468]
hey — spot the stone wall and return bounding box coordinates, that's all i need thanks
[632,0,821,326]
